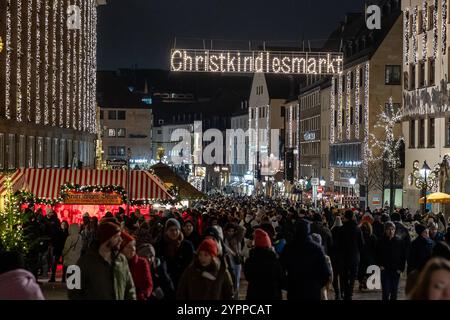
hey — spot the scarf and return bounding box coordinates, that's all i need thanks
[163,232,184,259]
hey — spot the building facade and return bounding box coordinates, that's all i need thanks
[100,106,153,169]
[329,1,403,209]
[0,1,102,170]
[402,0,450,212]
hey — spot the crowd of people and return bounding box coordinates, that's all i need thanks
[0,195,450,300]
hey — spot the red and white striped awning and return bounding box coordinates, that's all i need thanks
[0,169,26,195]
[17,169,172,201]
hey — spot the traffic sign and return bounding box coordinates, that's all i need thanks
[311,178,319,186]
[317,186,323,193]
[107,159,127,166]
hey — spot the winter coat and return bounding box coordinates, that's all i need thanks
[336,221,365,268]
[360,232,378,268]
[176,258,234,300]
[155,235,194,291]
[244,247,283,300]
[68,246,136,300]
[281,219,332,300]
[184,231,201,250]
[0,269,44,300]
[310,222,333,255]
[372,220,385,239]
[407,236,435,274]
[128,254,153,300]
[62,224,83,266]
[330,226,343,272]
[377,236,407,272]
[150,258,175,300]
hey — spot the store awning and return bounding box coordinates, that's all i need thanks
[0,169,26,195]
[14,169,172,201]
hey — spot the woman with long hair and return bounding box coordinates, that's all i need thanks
[409,258,450,300]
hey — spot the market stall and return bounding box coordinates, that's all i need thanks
[2,169,173,223]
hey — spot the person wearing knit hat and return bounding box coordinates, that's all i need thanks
[120,231,153,301]
[68,222,136,300]
[253,228,272,248]
[415,223,428,237]
[243,229,284,300]
[176,238,234,300]
[165,218,181,231]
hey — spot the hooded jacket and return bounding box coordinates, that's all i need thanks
[0,269,44,300]
[62,224,83,266]
[281,219,332,300]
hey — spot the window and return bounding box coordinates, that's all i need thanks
[108,129,116,137]
[429,59,435,86]
[342,108,346,127]
[18,135,25,168]
[157,130,162,135]
[100,110,104,120]
[334,110,338,127]
[404,71,409,90]
[117,111,126,120]
[52,138,59,168]
[60,139,66,168]
[281,107,285,117]
[0,133,4,170]
[117,128,126,137]
[419,119,425,148]
[108,110,117,120]
[350,106,354,125]
[418,10,424,34]
[359,105,363,124]
[7,134,16,169]
[117,147,126,156]
[27,136,35,168]
[409,64,416,89]
[108,147,116,156]
[409,120,416,148]
[385,65,401,85]
[37,137,44,168]
[45,137,52,168]
[429,118,435,148]
[419,61,425,87]
[351,71,354,89]
[360,68,363,87]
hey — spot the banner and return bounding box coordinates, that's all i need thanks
[63,191,123,205]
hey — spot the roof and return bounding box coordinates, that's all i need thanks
[151,163,206,200]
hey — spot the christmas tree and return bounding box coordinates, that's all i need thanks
[0,174,28,253]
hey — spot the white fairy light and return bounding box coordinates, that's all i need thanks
[355,67,360,139]
[5,0,12,120]
[82,0,88,132]
[72,0,78,130]
[442,0,447,55]
[330,77,335,144]
[78,0,83,131]
[59,0,64,127]
[26,0,32,122]
[35,0,42,124]
[413,6,418,64]
[51,1,58,126]
[363,62,370,177]
[289,105,293,147]
[91,3,98,133]
[433,0,438,59]
[296,103,299,180]
[248,106,252,172]
[422,0,428,60]
[337,75,343,140]
[43,0,50,125]
[404,9,410,65]
[66,0,72,129]
[345,71,351,140]
[16,0,23,123]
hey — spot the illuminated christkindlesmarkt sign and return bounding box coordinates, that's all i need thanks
[170,49,343,75]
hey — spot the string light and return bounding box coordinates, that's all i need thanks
[296,103,299,180]
[355,67,360,139]
[51,1,58,126]
[442,0,447,55]
[78,0,83,131]
[413,6,418,64]
[91,2,98,134]
[422,0,428,60]
[345,71,351,140]
[248,106,252,172]
[404,9,410,65]
[82,0,88,132]
[337,75,343,140]
[16,0,23,123]
[330,77,335,144]
[289,105,293,147]
[433,0,439,59]
[5,0,11,119]
[59,0,64,127]
[363,62,370,177]
[72,0,78,130]
[26,0,32,122]
[43,0,50,125]
[66,0,72,129]
[35,0,42,125]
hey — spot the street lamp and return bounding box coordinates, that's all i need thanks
[320,177,326,187]
[420,161,431,215]
[319,177,326,208]
[349,176,356,197]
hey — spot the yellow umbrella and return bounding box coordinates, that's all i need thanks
[418,192,450,204]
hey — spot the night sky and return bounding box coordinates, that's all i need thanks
[97,0,366,70]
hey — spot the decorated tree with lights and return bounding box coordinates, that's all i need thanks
[0,174,28,253]
[369,97,404,214]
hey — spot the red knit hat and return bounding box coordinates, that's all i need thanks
[120,231,135,251]
[254,228,271,248]
[197,238,218,257]
[97,222,121,245]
